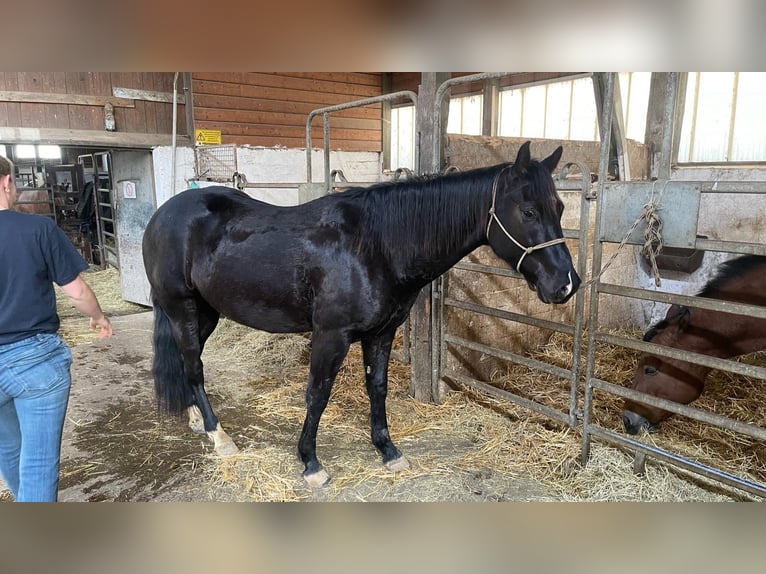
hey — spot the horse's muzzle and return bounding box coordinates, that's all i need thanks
[539,269,581,304]
[623,410,653,435]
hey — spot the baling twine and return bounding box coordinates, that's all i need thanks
[586,180,667,287]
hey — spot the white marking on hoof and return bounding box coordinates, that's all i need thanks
[187,405,205,434]
[303,468,330,488]
[384,455,411,473]
[208,423,239,456]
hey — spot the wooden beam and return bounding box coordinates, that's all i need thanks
[409,72,451,404]
[112,86,186,104]
[0,127,191,148]
[0,90,135,108]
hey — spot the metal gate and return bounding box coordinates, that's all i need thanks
[580,74,766,498]
[79,152,118,269]
[429,72,766,498]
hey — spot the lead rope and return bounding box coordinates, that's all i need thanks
[486,167,566,273]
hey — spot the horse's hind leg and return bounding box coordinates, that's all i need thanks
[172,298,238,456]
[361,331,410,473]
[299,329,351,487]
[187,300,219,435]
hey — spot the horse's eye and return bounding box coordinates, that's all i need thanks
[644,365,658,376]
[522,209,536,220]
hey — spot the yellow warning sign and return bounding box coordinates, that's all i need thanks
[195,129,222,145]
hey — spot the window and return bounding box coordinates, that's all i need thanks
[446,94,483,136]
[390,105,416,171]
[12,144,62,161]
[678,72,766,163]
[500,77,600,141]
[15,144,36,159]
[387,74,654,171]
[498,74,650,143]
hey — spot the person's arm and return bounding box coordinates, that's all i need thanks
[59,275,113,339]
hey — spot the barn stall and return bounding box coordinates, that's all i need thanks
[1,72,764,501]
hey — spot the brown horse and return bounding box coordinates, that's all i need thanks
[623,255,766,434]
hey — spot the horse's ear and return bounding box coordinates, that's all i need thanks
[512,141,531,176]
[541,146,563,173]
[676,306,691,331]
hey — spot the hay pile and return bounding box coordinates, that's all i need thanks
[56,267,146,346]
[490,330,766,498]
[201,324,761,501]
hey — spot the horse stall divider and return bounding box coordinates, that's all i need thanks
[580,74,766,498]
[302,90,420,365]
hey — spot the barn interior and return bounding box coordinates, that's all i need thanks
[0,72,764,501]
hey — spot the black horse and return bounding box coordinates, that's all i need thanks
[142,141,581,487]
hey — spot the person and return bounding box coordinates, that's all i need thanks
[0,155,113,502]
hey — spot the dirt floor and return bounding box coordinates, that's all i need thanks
[1,269,759,502]
[50,311,557,502]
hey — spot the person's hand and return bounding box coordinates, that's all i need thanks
[90,315,113,339]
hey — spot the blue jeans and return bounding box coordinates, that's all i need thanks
[0,333,72,502]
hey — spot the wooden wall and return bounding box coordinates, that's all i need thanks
[0,73,184,137]
[390,72,578,97]
[191,73,383,151]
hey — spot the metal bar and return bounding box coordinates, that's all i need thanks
[585,426,766,498]
[444,370,572,427]
[596,282,766,320]
[444,334,573,381]
[591,377,766,441]
[596,331,766,381]
[305,91,418,184]
[582,72,615,462]
[658,73,679,179]
[694,239,766,256]
[445,298,575,336]
[564,162,594,426]
[453,261,521,279]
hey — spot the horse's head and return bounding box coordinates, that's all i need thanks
[487,141,580,304]
[622,306,706,434]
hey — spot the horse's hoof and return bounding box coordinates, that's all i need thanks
[208,424,239,456]
[303,468,331,488]
[384,455,410,473]
[214,441,240,457]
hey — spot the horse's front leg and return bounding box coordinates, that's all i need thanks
[298,329,351,487]
[361,330,410,473]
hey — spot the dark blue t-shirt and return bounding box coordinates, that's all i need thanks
[0,210,89,344]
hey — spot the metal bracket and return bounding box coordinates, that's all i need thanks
[600,181,701,249]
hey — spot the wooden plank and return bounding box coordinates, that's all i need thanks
[192,72,380,99]
[195,107,380,130]
[277,72,382,87]
[410,73,451,403]
[192,78,384,109]
[193,92,381,120]
[111,73,147,133]
[112,86,185,104]
[0,126,190,148]
[43,73,69,129]
[0,90,135,108]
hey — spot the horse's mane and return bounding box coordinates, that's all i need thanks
[341,161,558,262]
[697,255,766,298]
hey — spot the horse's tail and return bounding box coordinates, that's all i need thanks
[151,295,194,415]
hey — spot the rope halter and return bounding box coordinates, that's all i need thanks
[486,166,567,273]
